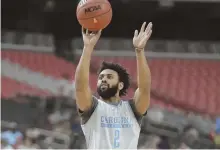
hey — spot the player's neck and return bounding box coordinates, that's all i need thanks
[102,96,121,103]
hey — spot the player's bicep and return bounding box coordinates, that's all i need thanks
[133,88,150,115]
[75,86,93,112]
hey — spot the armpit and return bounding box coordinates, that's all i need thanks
[77,96,98,124]
[128,100,147,125]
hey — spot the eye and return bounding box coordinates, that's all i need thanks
[107,74,113,79]
[98,75,103,80]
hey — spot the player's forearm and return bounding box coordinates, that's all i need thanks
[75,46,93,90]
[136,49,151,90]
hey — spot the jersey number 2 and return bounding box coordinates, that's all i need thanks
[113,129,120,148]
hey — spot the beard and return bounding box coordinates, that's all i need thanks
[97,83,118,100]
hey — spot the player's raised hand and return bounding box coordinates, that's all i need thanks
[133,22,152,50]
[82,27,102,47]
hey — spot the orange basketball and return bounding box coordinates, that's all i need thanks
[76,0,112,31]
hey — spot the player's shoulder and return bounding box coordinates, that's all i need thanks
[120,99,137,109]
[93,96,103,104]
[92,96,107,107]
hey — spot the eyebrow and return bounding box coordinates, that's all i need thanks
[101,73,113,75]
[99,73,113,77]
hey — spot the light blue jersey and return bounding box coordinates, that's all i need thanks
[79,96,146,149]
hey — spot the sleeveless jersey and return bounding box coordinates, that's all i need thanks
[80,97,144,149]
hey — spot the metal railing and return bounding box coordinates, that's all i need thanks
[1,30,220,55]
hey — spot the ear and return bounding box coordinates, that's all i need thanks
[118,82,124,90]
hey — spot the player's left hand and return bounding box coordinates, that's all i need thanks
[133,22,152,50]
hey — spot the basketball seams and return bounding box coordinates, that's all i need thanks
[77,2,111,13]
[77,9,112,20]
[77,0,112,30]
[76,2,111,17]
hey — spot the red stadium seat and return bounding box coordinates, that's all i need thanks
[2,51,76,80]
[91,56,220,115]
[2,50,220,116]
[1,76,51,98]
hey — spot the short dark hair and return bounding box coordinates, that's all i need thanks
[98,61,130,96]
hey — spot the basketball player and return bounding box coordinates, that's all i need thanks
[74,22,152,149]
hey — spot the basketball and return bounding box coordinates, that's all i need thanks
[76,0,112,31]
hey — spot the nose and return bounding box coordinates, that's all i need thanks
[101,76,108,82]
[101,79,107,83]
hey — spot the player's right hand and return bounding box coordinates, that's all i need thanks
[82,27,102,48]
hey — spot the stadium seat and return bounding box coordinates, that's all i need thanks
[1,76,51,98]
[91,56,220,115]
[2,51,76,80]
[2,50,220,115]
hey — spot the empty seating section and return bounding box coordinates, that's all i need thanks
[2,51,76,79]
[1,76,51,98]
[91,56,220,115]
[1,50,220,115]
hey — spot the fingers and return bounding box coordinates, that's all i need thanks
[140,22,146,32]
[134,30,138,37]
[142,29,152,42]
[81,27,84,34]
[145,22,153,34]
[82,27,89,35]
[147,29,152,38]
[90,30,102,37]
[96,29,102,37]
[98,29,102,34]
[82,27,102,36]
[92,30,101,35]
[137,22,152,36]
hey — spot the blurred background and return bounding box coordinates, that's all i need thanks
[1,0,220,149]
